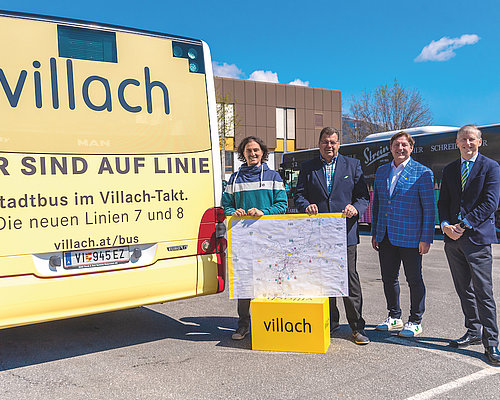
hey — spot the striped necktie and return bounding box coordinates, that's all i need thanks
[461,161,470,190]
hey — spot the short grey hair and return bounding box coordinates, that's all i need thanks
[457,124,482,139]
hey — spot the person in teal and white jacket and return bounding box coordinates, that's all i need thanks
[222,136,287,340]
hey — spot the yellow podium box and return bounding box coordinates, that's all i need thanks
[251,297,330,353]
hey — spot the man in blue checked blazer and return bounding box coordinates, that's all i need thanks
[371,131,435,338]
[295,127,370,345]
[438,124,500,366]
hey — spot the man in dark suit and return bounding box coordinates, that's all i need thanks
[438,124,500,366]
[294,126,370,345]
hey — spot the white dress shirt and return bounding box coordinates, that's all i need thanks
[389,157,411,196]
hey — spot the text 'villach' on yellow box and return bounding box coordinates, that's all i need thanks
[251,297,330,354]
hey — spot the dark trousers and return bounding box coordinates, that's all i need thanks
[237,298,251,329]
[330,244,365,332]
[378,235,426,324]
[444,238,498,347]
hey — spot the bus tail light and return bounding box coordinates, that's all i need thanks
[197,207,227,292]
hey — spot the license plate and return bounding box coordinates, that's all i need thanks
[63,246,129,269]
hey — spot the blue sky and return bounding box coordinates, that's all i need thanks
[2,0,499,127]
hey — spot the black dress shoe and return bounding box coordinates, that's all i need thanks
[449,333,482,348]
[484,346,500,366]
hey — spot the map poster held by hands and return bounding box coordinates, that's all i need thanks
[227,213,348,299]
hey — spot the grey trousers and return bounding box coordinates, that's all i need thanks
[330,245,366,331]
[444,238,498,347]
[237,298,251,329]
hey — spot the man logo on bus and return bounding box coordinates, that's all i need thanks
[0,58,170,114]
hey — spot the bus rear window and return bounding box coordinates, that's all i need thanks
[57,25,117,63]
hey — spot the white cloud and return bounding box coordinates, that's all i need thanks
[415,34,480,62]
[212,64,310,87]
[248,70,279,83]
[288,79,310,86]
[212,62,243,78]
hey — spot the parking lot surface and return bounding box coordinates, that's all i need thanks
[1,236,499,399]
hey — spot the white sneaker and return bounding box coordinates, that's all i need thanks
[399,322,422,337]
[376,317,404,331]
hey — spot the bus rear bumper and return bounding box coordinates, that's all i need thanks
[0,254,219,330]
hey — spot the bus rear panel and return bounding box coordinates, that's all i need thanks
[0,12,225,329]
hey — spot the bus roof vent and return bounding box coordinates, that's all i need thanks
[58,25,117,63]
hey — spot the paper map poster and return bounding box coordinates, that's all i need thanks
[227,214,348,299]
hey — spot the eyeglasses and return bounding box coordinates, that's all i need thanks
[320,141,338,146]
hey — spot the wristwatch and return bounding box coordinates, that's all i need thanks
[458,221,471,230]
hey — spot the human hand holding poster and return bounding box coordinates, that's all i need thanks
[227,213,348,298]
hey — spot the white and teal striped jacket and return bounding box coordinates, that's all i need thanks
[222,163,288,216]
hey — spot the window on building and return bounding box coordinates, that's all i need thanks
[314,113,323,127]
[276,107,285,139]
[274,152,283,171]
[286,109,296,139]
[216,103,235,137]
[276,107,296,148]
[224,151,234,174]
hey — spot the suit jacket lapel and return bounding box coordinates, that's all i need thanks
[329,155,345,198]
[391,158,413,198]
[381,163,391,196]
[449,158,461,192]
[312,158,329,197]
[463,154,482,191]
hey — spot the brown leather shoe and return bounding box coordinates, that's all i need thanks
[352,330,370,345]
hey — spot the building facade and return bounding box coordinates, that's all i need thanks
[214,77,342,178]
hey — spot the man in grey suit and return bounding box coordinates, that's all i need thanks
[438,124,500,366]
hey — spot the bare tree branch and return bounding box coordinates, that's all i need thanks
[347,80,432,141]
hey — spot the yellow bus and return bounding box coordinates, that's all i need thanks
[0,11,226,329]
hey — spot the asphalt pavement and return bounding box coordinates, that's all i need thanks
[1,236,500,399]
